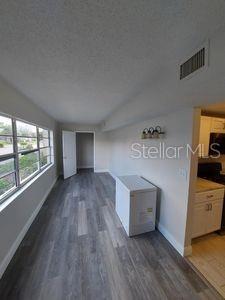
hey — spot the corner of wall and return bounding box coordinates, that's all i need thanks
[184,107,201,249]
[156,221,187,257]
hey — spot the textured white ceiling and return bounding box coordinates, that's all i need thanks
[0,1,225,124]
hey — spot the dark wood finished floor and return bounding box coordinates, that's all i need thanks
[0,170,222,300]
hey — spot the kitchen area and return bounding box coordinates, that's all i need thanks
[188,111,225,298]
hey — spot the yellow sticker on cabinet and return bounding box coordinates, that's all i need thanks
[147,208,153,213]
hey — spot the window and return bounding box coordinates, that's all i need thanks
[16,120,37,151]
[0,116,16,198]
[0,116,13,155]
[16,120,39,182]
[0,113,54,203]
[38,127,51,168]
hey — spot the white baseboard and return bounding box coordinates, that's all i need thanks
[108,171,117,180]
[94,169,109,173]
[93,169,117,181]
[77,166,93,169]
[0,177,58,279]
[183,245,192,256]
[94,172,190,256]
[156,221,186,257]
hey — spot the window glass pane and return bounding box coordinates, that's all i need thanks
[50,131,54,164]
[40,148,51,167]
[0,136,13,155]
[0,116,12,135]
[0,173,16,198]
[16,120,37,137]
[19,151,39,182]
[0,158,15,177]
[38,128,49,139]
[17,137,37,151]
[39,138,49,148]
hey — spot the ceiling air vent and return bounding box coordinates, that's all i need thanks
[180,47,205,80]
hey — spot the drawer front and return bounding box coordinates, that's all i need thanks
[196,189,224,204]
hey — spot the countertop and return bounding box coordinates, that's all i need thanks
[196,177,225,193]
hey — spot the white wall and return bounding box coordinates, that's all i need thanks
[76,132,94,168]
[108,108,194,255]
[59,123,109,173]
[0,77,59,278]
[102,26,225,131]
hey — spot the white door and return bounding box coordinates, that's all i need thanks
[62,131,77,179]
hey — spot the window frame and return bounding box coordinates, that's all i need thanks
[0,113,54,204]
[38,127,51,169]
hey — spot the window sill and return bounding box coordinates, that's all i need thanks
[0,163,54,213]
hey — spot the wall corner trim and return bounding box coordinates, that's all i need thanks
[156,221,186,257]
[183,245,192,257]
[0,176,58,279]
[78,166,94,169]
[108,171,117,180]
[94,169,109,173]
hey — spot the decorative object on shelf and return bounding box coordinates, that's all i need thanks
[147,127,154,138]
[141,126,165,139]
[141,128,149,139]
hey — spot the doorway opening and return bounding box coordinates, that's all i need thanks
[185,101,225,298]
[76,132,94,173]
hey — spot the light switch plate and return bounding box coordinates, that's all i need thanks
[179,168,187,180]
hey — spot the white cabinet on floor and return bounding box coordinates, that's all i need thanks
[116,175,157,237]
[192,188,225,238]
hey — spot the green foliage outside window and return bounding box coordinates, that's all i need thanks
[0,121,12,135]
[0,175,14,196]
[19,152,39,181]
[0,116,53,201]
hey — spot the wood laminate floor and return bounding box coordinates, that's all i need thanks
[0,170,222,300]
[188,234,225,298]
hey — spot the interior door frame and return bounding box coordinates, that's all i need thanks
[75,130,96,172]
[62,130,77,179]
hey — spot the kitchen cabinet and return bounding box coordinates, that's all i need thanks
[198,116,225,157]
[206,199,224,233]
[211,118,225,133]
[198,116,212,157]
[192,203,208,238]
[192,188,224,238]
